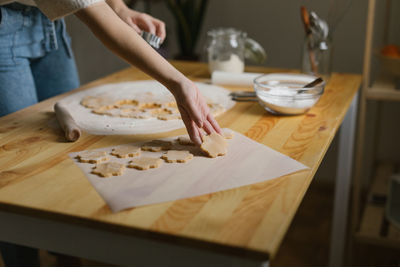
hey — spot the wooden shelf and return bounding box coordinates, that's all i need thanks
[353,0,400,265]
[366,77,400,101]
[355,162,400,249]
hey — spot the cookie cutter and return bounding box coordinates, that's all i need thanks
[141,31,161,49]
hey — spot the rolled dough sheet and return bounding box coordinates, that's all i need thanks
[58,80,235,135]
[69,130,309,212]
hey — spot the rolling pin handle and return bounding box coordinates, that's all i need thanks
[54,102,82,142]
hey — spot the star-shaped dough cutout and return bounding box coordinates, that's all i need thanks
[200,132,227,158]
[128,157,163,170]
[161,150,193,163]
[92,161,125,177]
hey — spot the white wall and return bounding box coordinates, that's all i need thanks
[65,0,369,83]
[65,0,400,185]
[148,0,368,73]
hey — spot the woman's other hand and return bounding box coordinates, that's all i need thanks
[106,0,166,42]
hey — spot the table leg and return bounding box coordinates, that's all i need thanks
[328,92,359,267]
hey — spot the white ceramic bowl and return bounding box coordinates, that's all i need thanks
[253,73,325,115]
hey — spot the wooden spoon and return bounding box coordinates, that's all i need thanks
[299,77,324,93]
[300,6,318,74]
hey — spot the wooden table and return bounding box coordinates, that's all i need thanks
[0,61,361,266]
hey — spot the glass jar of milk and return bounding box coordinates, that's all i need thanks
[206,28,266,74]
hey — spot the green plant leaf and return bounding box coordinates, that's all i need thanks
[165,0,209,57]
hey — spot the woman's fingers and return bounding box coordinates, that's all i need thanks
[180,108,222,145]
[170,78,224,145]
[196,124,204,142]
[190,121,202,146]
[180,109,202,146]
[126,19,141,34]
[202,120,214,135]
[188,89,211,129]
[207,113,222,134]
[153,19,166,41]
[137,14,156,34]
[187,100,204,128]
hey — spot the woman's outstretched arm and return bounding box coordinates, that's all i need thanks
[75,2,221,145]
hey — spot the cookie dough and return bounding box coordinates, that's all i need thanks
[117,104,141,110]
[81,93,226,122]
[161,150,193,163]
[81,96,116,109]
[120,109,150,119]
[200,132,227,158]
[157,114,181,121]
[111,145,141,158]
[141,140,173,152]
[138,102,162,109]
[76,150,109,163]
[92,107,125,117]
[114,99,139,108]
[176,136,194,146]
[92,161,125,177]
[128,157,163,170]
[164,101,177,108]
[149,107,177,116]
[222,129,234,139]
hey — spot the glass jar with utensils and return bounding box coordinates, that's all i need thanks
[301,9,333,79]
[302,35,332,79]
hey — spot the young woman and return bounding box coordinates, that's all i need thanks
[0,0,221,266]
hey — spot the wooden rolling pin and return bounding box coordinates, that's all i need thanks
[54,102,81,142]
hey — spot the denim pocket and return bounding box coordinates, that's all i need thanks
[0,7,24,35]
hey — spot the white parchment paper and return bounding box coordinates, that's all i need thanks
[69,130,309,212]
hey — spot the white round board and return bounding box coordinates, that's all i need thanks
[58,80,235,135]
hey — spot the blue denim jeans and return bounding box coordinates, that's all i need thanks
[0,3,80,117]
[0,4,80,266]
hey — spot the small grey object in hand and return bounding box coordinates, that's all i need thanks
[141,31,161,49]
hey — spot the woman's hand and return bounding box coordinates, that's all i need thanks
[169,79,222,145]
[106,0,166,42]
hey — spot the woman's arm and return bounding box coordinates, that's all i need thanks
[75,2,221,145]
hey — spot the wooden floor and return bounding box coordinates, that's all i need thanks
[273,181,400,267]
[1,181,399,267]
